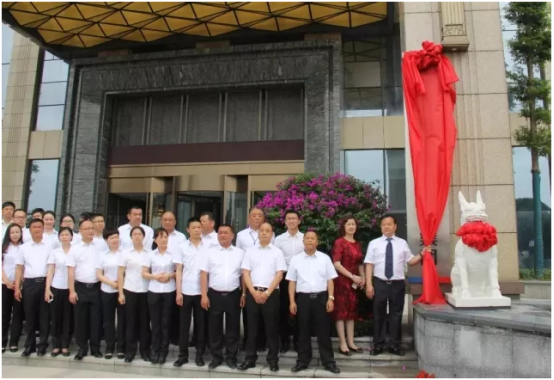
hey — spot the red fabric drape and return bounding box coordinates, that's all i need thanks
[402,41,458,305]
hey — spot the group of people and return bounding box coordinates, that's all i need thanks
[1,200,429,373]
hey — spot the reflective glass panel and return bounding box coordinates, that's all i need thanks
[383,87,404,116]
[41,59,69,83]
[344,150,384,191]
[344,88,382,117]
[36,105,65,131]
[27,160,59,214]
[2,24,13,65]
[38,82,67,106]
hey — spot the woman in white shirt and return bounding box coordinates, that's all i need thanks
[142,228,176,365]
[43,211,60,250]
[118,226,151,363]
[2,224,24,353]
[96,230,126,360]
[44,227,74,357]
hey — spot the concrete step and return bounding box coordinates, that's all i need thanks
[2,350,420,378]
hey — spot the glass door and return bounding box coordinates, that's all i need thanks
[176,191,223,234]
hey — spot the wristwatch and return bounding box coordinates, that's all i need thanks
[241,293,246,297]
[264,290,271,297]
[329,295,335,301]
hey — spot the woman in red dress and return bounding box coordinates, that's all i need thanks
[332,217,365,356]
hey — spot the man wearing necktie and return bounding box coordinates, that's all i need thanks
[364,215,429,356]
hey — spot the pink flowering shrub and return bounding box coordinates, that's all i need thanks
[256,173,388,251]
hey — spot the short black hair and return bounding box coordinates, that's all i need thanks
[260,222,273,231]
[29,218,44,228]
[2,201,15,209]
[61,213,75,222]
[79,219,93,228]
[58,226,74,237]
[187,217,201,227]
[103,229,119,240]
[199,211,214,221]
[31,208,45,216]
[128,206,143,214]
[91,213,104,221]
[284,210,300,219]
[152,228,168,250]
[43,210,56,219]
[248,206,264,216]
[379,214,397,225]
[130,225,145,238]
[79,212,92,221]
[304,229,318,238]
[218,224,235,234]
[13,208,26,217]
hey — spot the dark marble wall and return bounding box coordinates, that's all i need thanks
[55,40,343,217]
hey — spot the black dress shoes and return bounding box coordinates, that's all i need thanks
[208,360,222,369]
[151,353,159,364]
[280,342,290,353]
[389,347,405,356]
[37,348,47,357]
[104,352,113,360]
[21,347,35,357]
[141,353,151,362]
[9,347,18,353]
[269,363,279,372]
[237,361,256,371]
[195,357,205,367]
[226,359,238,369]
[324,364,340,374]
[51,350,60,357]
[2,347,5,354]
[117,353,125,360]
[159,355,167,365]
[291,364,308,373]
[91,351,103,359]
[74,351,86,361]
[370,347,384,356]
[173,357,188,367]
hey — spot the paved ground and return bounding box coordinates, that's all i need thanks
[2,365,160,378]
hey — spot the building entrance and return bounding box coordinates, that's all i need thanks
[176,191,223,233]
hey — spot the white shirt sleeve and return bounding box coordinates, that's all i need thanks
[142,252,152,268]
[404,240,415,263]
[47,250,56,265]
[364,241,375,264]
[14,247,24,266]
[197,250,209,272]
[172,246,183,265]
[241,251,251,271]
[276,250,287,272]
[325,255,338,280]
[65,251,76,267]
[118,251,128,268]
[285,257,297,281]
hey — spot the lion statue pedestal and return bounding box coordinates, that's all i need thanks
[446,191,511,308]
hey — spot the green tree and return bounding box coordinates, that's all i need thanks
[505,2,551,277]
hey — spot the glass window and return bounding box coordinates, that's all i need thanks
[41,60,69,83]
[36,105,65,131]
[2,24,14,65]
[38,82,67,106]
[26,160,59,213]
[344,150,385,190]
[385,149,406,212]
[345,61,381,88]
[344,88,382,117]
[512,147,552,269]
[383,87,404,116]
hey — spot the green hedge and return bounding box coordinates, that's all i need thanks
[519,268,551,281]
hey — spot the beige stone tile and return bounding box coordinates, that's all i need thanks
[43,131,62,158]
[496,233,519,281]
[24,85,36,100]
[403,13,435,51]
[472,10,503,51]
[340,117,364,149]
[403,2,432,13]
[482,139,515,185]
[383,116,405,148]
[12,186,24,201]
[17,142,28,157]
[15,158,26,172]
[463,10,476,52]
[471,2,500,11]
[478,94,511,139]
[452,137,485,186]
[2,187,14,200]
[362,116,384,148]
[484,185,517,233]
[476,51,509,94]
[14,171,25,187]
[23,98,34,113]
[28,132,45,159]
[431,11,441,43]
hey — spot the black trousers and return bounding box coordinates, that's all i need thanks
[2,284,23,348]
[100,291,126,353]
[208,288,241,362]
[50,287,73,349]
[124,290,151,357]
[296,292,335,367]
[245,290,280,364]
[147,291,174,356]
[373,277,405,349]
[22,278,49,350]
[169,302,180,346]
[178,294,207,360]
[279,276,298,344]
[189,303,209,346]
[73,281,101,353]
[243,306,266,348]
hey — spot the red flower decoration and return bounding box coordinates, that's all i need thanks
[416,370,436,378]
[456,221,498,252]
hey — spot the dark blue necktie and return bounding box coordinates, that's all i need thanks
[385,238,393,279]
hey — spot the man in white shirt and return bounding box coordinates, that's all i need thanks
[199,224,245,370]
[239,222,286,373]
[173,217,209,368]
[92,213,108,252]
[14,218,51,357]
[1,201,15,238]
[67,219,103,360]
[236,207,274,352]
[364,214,428,357]
[286,230,340,374]
[274,209,304,353]
[118,206,154,251]
[199,211,218,247]
[12,209,31,243]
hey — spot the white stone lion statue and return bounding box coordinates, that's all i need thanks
[446,191,511,307]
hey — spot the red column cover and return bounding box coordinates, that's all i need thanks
[402,41,458,305]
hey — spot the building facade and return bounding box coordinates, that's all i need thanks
[2,2,550,295]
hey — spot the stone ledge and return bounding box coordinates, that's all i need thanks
[407,281,525,295]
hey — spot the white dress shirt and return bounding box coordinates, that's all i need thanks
[96,249,122,293]
[142,249,176,293]
[15,240,51,279]
[201,231,218,248]
[198,245,245,292]
[21,228,31,243]
[43,230,60,250]
[173,240,208,296]
[72,232,82,245]
[3,244,20,282]
[364,235,414,281]
[167,229,187,254]
[66,241,101,284]
[286,251,338,293]
[47,247,70,289]
[119,248,149,293]
[2,220,11,239]
[241,244,287,288]
[93,235,108,253]
[236,227,275,251]
[118,223,154,251]
[274,230,305,270]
